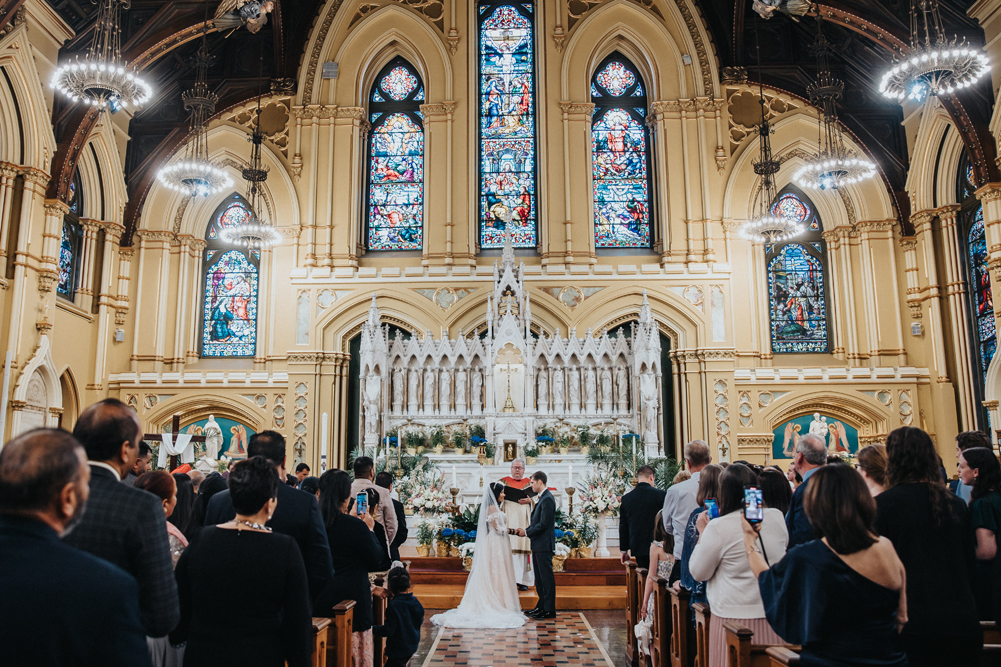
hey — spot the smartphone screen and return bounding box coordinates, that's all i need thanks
[743,487,764,524]
[704,498,719,520]
[356,492,368,516]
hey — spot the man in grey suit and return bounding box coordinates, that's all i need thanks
[517,471,556,619]
[63,399,180,638]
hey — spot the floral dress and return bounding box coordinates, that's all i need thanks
[635,541,674,656]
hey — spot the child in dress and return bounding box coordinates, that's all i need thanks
[372,565,425,667]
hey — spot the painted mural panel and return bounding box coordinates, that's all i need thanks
[771,413,859,460]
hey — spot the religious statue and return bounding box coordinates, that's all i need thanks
[392,367,404,411]
[363,375,381,444]
[537,368,549,413]
[214,0,275,35]
[497,459,535,589]
[439,368,452,413]
[615,365,629,411]
[584,366,597,407]
[203,414,223,461]
[471,367,483,412]
[640,372,658,445]
[600,366,613,410]
[552,366,565,413]
[808,413,827,438]
[455,369,468,412]
[568,365,581,413]
[423,367,435,409]
[407,368,419,411]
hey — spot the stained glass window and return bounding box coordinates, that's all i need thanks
[591,54,651,248]
[772,192,819,231]
[960,152,996,389]
[201,198,259,357]
[366,58,424,251]
[58,171,83,299]
[767,244,829,353]
[478,2,537,249]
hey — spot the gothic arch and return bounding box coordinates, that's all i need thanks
[317,291,441,352]
[0,26,58,171]
[578,285,701,351]
[906,105,954,212]
[143,395,267,435]
[10,334,62,435]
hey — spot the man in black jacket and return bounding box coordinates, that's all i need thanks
[518,471,557,619]
[63,399,180,638]
[0,428,152,667]
[376,471,408,561]
[204,431,334,603]
[619,465,666,569]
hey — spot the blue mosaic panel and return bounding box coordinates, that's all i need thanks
[202,250,258,357]
[368,112,424,250]
[57,221,76,298]
[479,3,537,248]
[768,243,828,353]
[592,108,649,248]
[969,208,996,382]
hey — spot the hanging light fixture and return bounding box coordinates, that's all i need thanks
[794,15,876,191]
[220,61,281,250]
[741,26,804,244]
[156,22,233,198]
[50,0,152,112]
[879,0,990,102]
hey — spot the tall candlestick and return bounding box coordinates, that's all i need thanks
[320,412,329,473]
[452,465,457,487]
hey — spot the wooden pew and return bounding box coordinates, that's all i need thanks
[310,618,331,667]
[650,573,672,667]
[764,646,799,666]
[668,585,691,667]
[984,620,1000,645]
[372,575,388,667]
[723,621,800,667]
[325,601,356,667]
[625,561,640,666]
[692,603,711,667]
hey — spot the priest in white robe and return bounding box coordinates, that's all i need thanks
[497,459,535,590]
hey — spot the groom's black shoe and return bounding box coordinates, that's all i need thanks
[517,584,529,591]
[525,608,543,618]
[538,612,557,619]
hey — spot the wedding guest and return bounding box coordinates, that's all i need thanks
[620,465,667,569]
[125,442,152,486]
[662,440,712,582]
[135,471,187,667]
[758,468,792,515]
[749,464,908,666]
[314,470,385,667]
[366,486,393,571]
[950,431,992,504]
[376,471,408,562]
[168,473,195,540]
[689,463,787,667]
[372,566,424,667]
[678,464,723,612]
[172,456,311,667]
[958,446,1001,625]
[286,474,299,487]
[0,428,152,667]
[189,473,227,536]
[64,399,179,638]
[673,470,691,485]
[856,444,888,497]
[300,475,320,498]
[187,470,205,494]
[296,463,311,485]
[636,511,673,657]
[876,426,982,666]
[204,431,333,603]
[352,456,398,548]
[786,434,827,547]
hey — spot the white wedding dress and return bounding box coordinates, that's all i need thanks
[431,485,526,629]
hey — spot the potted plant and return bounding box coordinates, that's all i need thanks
[404,430,424,456]
[460,542,476,571]
[575,516,598,558]
[452,430,467,456]
[524,442,539,465]
[449,529,467,557]
[415,518,435,557]
[558,526,580,557]
[437,527,453,557]
[553,543,571,572]
[595,429,612,454]
[576,424,592,455]
[557,432,572,455]
[536,424,555,455]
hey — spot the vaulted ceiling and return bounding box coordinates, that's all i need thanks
[19,0,997,241]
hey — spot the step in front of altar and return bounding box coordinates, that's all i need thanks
[408,557,627,586]
[412,584,626,611]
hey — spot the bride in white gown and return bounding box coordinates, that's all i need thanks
[431,484,526,629]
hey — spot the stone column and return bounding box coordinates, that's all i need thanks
[857,220,905,364]
[937,206,977,427]
[76,220,102,311]
[91,223,123,390]
[559,102,594,264]
[329,108,368,268]
[421,102,457,265]
[0,163,18,279]
[39,200,67,295]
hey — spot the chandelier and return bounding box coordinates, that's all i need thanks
[741,31,804,244]
[50,0,152,112]
[220,86,281,249]
[156,25,232,198]
[794,16,876,191]
[879,0,990,102]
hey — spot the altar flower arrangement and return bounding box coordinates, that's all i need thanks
[407,469,451,516]
[577,472,625,517]
[554,543,570,557]
[414,516,441,556]
[460,542,476,571]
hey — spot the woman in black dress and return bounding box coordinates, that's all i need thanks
[171,456,311,667]
[313,469,386,667]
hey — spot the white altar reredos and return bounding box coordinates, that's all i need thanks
[358,232,664,462]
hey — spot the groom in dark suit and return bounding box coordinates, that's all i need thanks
[517,471,556,619]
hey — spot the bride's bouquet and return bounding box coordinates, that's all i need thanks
[577,472,625,516]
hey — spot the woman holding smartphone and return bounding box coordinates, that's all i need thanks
[688,464,788,667]
[314,470,386,667]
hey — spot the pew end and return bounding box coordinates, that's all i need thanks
[692,602,711,667]
[667,580,691,667]
[765,646,800,666]
[325,601,356,667]
[310,618,331,667]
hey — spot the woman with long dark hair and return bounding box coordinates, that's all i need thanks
[958,446,1001,626]
[314,469,385,667]
[856,444,889,496]
[747,464,907,665]
[876,427,982,666]
[168,473,195,540]
[758,468,792,515]
[189,472,228,536]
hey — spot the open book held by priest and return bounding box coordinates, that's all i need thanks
[492,484,537,503]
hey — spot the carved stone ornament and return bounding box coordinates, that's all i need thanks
[420,102,457,116]
[559,102,595,115]
[553,25,565,52]
[37,271,57,293]
[721,67,748,85]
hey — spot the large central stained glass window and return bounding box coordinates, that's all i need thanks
[366,57,425,251]
[478,2,537,249]
[591,54,651,248]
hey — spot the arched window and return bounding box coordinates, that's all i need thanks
[478,2,538,249]
[591,54,652,248]
[959,153,996,394]
[366,58,425,251]
[201,197,260,357]
[57,170,83,300]
[766,192,830,353]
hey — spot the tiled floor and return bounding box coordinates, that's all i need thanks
[413,610,629,667]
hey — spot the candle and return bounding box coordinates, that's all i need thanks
[320,412,329,473]
[452,465,457,487]
[568,464,573,487]
[632,436,636,460]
